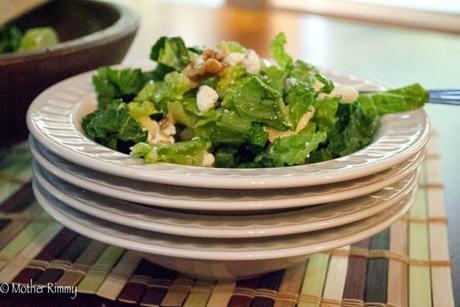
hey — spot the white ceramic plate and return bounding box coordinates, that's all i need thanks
[33,179,415,260]
[26,67,430,189]
[30,135,425,211]
[33,162,418,238]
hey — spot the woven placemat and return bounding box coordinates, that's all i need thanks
[0,134,454,306]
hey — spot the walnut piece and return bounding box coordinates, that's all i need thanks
[182,48,226,82]
[202,48,225,61]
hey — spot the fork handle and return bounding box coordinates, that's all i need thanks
[429,89,460,106]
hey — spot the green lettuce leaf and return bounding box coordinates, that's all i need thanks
[150,36,191,71]
[257,124,327,166]
[214,142,268,168]
[325,102,380,157]
[131,138,210,166]
[149,63,175,81]
[249,124,269,147]
[314,73,334,94]
[290,60,317,85]
[128,100,156,121]
[306,147,334,164]
[167,100,198,128]
[188,45,204,54]
[216,64,247,96]
[312,96,340,134]
[209,110,253,145]
[222,76,291,131]
[134,81,157,102]
[357,83,428,117]
[18,27,59,52]
[264,65,285,93]
[285,79,316,128]
[271,32,293,71]
[190,108,268,147]
[290,60,334,94]
[214,146,238,168]
[82,101,147,152]
[134,72,191,112]
[218,41,247,54]
[155,72,192,111]
[93,67,147,109]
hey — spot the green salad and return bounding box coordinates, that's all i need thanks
[0,23,59,54]
[82,33,428,168]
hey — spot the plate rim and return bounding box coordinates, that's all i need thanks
[33,181,415,260]
[33,162,418,238]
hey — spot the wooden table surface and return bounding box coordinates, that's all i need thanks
[114,0,460,301]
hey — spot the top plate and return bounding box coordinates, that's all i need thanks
[26,67,430,189]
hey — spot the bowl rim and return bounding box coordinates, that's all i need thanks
[0,0,139,64]
[26,66,431,189]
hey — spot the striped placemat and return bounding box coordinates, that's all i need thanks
[0,134,454,306]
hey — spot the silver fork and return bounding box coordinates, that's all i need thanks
[427,89,460,106]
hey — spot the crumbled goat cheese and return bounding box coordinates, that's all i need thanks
[242,49,261,74]
[224,52,245,65]
[197,85,219,113]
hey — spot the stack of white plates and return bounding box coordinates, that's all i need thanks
[26,68,430,279]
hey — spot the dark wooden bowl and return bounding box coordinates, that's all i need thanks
[0,0,139,145]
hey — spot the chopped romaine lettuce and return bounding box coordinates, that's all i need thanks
[271,32,293,71]
[263,65,285,93]
[82,101,147,152]
[218,41,247,54]
[357,83,428,117]
[150,36,192,71]
[257,124,327,166]
[82,32,428,167]
[131,138,210,166]
[149,63,175,81]
[290,60,317,85]
[167,100,198,128]
[209,110,253,145]
[128,100,156,121]
[134,72,192,112]
[249,124,269,147]
[290,60,334,95]
[93,67,147,109]
[314,73,334,94]
[214,146,238,168]
[216,64,247,96]
[223,76,291,131]
[285,79,316,128]
[312,96,340,134]
[324,102,380,157]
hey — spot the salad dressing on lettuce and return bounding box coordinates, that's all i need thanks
[82,33,428,168]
